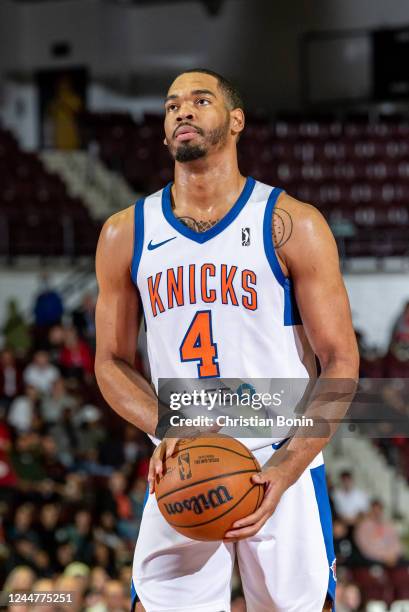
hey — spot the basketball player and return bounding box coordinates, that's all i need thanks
[95,69,359,612]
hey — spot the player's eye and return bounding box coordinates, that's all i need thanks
[196,98,210,106]
[166,104,178,112]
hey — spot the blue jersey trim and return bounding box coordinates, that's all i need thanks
[263,187,286,286]
[263,188,302,326]
[271,436,290,450]
[161,176,256,244]
[131,197,145,285]
[283,278,302,325]
[310,464,336,609]
[131,485,150,608]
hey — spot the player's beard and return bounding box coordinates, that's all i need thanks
[171,115,230,163]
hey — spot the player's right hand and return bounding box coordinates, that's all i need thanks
[148,438,180,493]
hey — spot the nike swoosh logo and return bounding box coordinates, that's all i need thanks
[147,237,177,250]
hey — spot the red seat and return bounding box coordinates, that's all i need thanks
[352,567,394,606]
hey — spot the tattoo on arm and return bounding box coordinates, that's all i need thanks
[273,208,292,249]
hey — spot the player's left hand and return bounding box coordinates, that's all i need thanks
[223,466,292,541]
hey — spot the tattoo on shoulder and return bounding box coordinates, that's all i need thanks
[177,216,220,233]
[273,208,292,249]
[174,208,292,243]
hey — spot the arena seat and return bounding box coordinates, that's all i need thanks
[0,124,100,257]
[352,567,395,606]
[77,112,409,257]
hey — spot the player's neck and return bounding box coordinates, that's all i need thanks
[171,150,245,215]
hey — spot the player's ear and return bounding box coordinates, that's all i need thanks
[164,137,168,146]
[230,108,245,137]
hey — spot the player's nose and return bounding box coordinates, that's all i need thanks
[176,102,195,122]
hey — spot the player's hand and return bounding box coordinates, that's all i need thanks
[148,438,180,493]
[223,466,292,541]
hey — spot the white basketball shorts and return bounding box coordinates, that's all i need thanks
[131,446,336,612]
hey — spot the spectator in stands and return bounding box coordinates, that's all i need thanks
[75,405,105,454]
[8,385,39,433]
[94,511,122,551]
[354,499,403,567]
[41,435,66,484]
[335,581,362,612]
[58,509,94,566]
[72,292,96,348]
[10,433,45,484]
[59,326,93,381]
[7,503,39,545]
[49,406,80,467]
[30,578,55,612]
[33,273,64,333]
[36,503,60,568]
[46,324,66,366]
[101,472,131,518]
[101,579,128,612]
[23,351,60,395]
[40,377,76,425]
[54,573,85,612]
[391,301,409,345]
[89,565,110,591]
[54,542,75,574]
[0,416,17,498]
[123,424,146,465]
[332,471,369,524]
[130,476,148,528]
[2,299,31,358]
[384,338,409,378]
[3,565,37,593]
[92,541,116,576]
[333,518,366,567]
[0,349,24,410]
[60,473,94,511]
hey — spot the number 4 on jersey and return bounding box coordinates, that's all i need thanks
[179,310,220,378]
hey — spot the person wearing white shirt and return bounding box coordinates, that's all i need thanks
[8,385,39,432]
[23,351,59,395]
[332,470,369,524]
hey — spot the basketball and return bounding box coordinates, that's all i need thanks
[155,435,264,541]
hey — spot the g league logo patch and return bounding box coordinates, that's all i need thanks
[242,227,250,246]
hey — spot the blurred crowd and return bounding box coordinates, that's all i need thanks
[329,470,409,611]
[0,277,409,611]
[0,276,151,611]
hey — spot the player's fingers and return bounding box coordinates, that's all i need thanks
[148,457,156,493]
[148,443,167,492]
[230,484,277,528]
[224,517,266,540]
[230,504,267,528]
[165,438,179,458]
[252,472,267,485]
[154,448,166,477]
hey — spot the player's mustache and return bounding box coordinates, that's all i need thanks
[173,123,204,139]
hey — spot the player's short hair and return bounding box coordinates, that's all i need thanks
[178,68,244,111]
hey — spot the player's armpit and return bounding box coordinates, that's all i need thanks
[323,596,334,611]
[95,207,158,435]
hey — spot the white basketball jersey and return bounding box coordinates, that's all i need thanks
[131,177,316,447]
